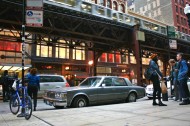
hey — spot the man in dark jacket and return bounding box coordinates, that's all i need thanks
[176,53,190,105]
[2,70,9,102]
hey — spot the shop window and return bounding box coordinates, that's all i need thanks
[121,55,128,64]
[56,47,69,59]
[73,46,85,60]
[36,45,52,57]
[0,41,21,52]
[108,53,114,63]
[99,53,107,62]
[115,53,121,63]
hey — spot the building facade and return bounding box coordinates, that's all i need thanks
[131,0,190,34]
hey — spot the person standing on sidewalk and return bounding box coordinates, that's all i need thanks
[168,59,181,101]
[27,68,40,111]
[149,54,167,106]
[2,70,9,102]
[176,53,190,105]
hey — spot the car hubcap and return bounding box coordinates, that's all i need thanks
[78,100,85,107]
[129,94,136,102]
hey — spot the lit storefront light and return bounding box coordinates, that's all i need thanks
[9,67,20,71]
[1,66,12,70]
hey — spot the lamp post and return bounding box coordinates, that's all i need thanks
[184,4,190,26]
[88,60,93,76]
[17,0,26,117]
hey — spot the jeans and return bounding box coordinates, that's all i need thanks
[151,75,161,102]
[28,85,38,108]
[173,80,180,100]
[178,79,190,100]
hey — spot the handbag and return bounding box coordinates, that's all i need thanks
[161,81,167,94]
[12,80,17,90]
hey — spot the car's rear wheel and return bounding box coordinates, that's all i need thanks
[73,96,88,108]
[127,93,137,102]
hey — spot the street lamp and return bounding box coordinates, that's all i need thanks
[184,4,190,26]
[88,60,93,76]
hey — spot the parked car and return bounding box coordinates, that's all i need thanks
[38,75,69,97]
[43,76,145,109]
[145,81,174,99]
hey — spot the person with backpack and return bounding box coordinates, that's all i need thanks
[176,53,190,105]
[149,54,167,106]
[27,68,40,111]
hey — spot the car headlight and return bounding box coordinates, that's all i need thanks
[55,93,61,99]
[61,93,67,99]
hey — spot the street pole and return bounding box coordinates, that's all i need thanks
[18,0,26,117]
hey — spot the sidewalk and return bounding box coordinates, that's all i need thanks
[1,100,190,126]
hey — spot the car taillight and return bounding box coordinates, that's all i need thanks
[65,82,70,87]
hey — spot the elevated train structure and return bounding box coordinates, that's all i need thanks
[1,0,190,85]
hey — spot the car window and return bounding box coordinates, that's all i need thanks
[102,78,113,86]
[124,78,133,86]
[40,76,64,82]
[80,77,101,87]
[113,78,127,86]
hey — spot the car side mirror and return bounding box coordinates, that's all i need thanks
[102,84,106,87]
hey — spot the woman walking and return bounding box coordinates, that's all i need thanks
[27,68,40,111]
[149,54,167,106]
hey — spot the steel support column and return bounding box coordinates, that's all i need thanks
[132,25,143,86]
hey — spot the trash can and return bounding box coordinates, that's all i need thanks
[162,77,168,101]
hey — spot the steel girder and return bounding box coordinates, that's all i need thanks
[0,0,131,53]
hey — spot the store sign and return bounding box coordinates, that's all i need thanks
[167,26,176,38]
[0,41,21,52]
[26,10,43,27]
[26,0,43,27]
[169,39,177,49]
[26,0,43,9]
[137,31,145,42]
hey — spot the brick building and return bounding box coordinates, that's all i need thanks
[130,0,190,34]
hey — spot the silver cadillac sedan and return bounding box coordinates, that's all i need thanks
[43,76,145,108]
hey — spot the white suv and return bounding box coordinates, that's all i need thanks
[38,75,70,97]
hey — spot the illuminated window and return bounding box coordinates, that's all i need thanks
[0,41,21,52]
[121,55,128,64]
[56,40,69,59]
[99,53,107,62]
[36,45,52,57]
[115,53,121,63]
[108,53,114,63]
[72,43,85,60]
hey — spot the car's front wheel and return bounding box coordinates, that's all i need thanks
[127,93,137,102]
[72,96,88,108]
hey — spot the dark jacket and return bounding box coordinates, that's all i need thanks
[149,60,163,78]
[178,59,188,81]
